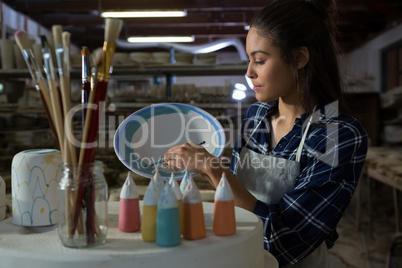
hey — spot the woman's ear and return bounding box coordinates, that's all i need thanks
[294,47,309,69]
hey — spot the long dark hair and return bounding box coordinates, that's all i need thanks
[250,0,345,114]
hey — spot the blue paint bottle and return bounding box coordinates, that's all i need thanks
[156,182,181,247]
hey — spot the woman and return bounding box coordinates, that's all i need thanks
[163,0,368,267]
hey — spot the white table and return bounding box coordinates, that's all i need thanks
[0,202,278,268]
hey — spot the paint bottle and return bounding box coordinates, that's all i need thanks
[179,169,190,194]
[169,173,183,233]
[141,171,162,242]
[153,168,164,192]
[213,172,236,236]
[183,174,206,240]
[156,182,181,247]
[118,172,141,232]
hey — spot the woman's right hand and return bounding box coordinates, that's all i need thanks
[163,142,223,187]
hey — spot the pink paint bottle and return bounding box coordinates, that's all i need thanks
[118,172,141,232]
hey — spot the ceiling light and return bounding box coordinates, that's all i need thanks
[232,89,246,100]
[127,36,195,43]
[234,83,247,91]
[101,10,187,18]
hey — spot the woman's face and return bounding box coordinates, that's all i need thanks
[246,27,295,103]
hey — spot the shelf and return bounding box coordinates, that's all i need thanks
[0,106,46,114]
[0,128,50,133]
[0,102,250,116]
[0,64,248,79]
[112,102,248,110]
[92,63,247,76]
[0,69,32,79]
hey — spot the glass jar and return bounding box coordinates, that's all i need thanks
[58,161,108,248]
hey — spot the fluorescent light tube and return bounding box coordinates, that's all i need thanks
[101,10,187,18]
[127,36,195,43]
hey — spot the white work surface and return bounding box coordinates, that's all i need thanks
[0,202,278,268]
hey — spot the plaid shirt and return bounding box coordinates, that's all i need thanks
[230,101,368,267]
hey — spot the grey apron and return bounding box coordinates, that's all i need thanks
[236,113,331,268]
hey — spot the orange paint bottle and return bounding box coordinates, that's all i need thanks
[213,172,236,236]
[182,174,206,240]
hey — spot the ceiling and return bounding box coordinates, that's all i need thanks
[4,0,402,54]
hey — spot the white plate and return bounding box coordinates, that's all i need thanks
[114,103,225,179]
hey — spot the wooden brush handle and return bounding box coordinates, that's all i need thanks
[60,76,77,165]
[48,79,67,162]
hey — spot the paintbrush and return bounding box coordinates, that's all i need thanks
[15,30,74,237]
[76,48,102,168]
[81,46,91,131]
[83,18,123,164]
[14,30,60,149]
[53,25,77,166]
[71,18,123,237]
[53,26,80,237]
[62,32,71,76]
[71,49,102,239]
[41,35,67,162]
[61,31,78,165]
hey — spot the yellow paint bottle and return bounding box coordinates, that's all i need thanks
[141,205,158,241]
[141,172,161,242]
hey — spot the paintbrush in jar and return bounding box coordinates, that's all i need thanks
[14,30,60,149]
[84,18,123,162]
[41,35,67,162]
[53,25,77,165]
[71,18,123,238]
[52,26,82,237]
[62,31,71,77]
[81,18,123,165]
[61,31,78,164]
[81,46,91,131]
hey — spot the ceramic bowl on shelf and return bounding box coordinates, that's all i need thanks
[129,52,151,64]
[194,52,217,65]
[151,52,171,64]
[113,52,131,65]
[174,52,194,64]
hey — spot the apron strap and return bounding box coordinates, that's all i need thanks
[295,107,317,162]
[245,107,317,162]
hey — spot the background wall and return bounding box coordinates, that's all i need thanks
[341,23,402,93]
